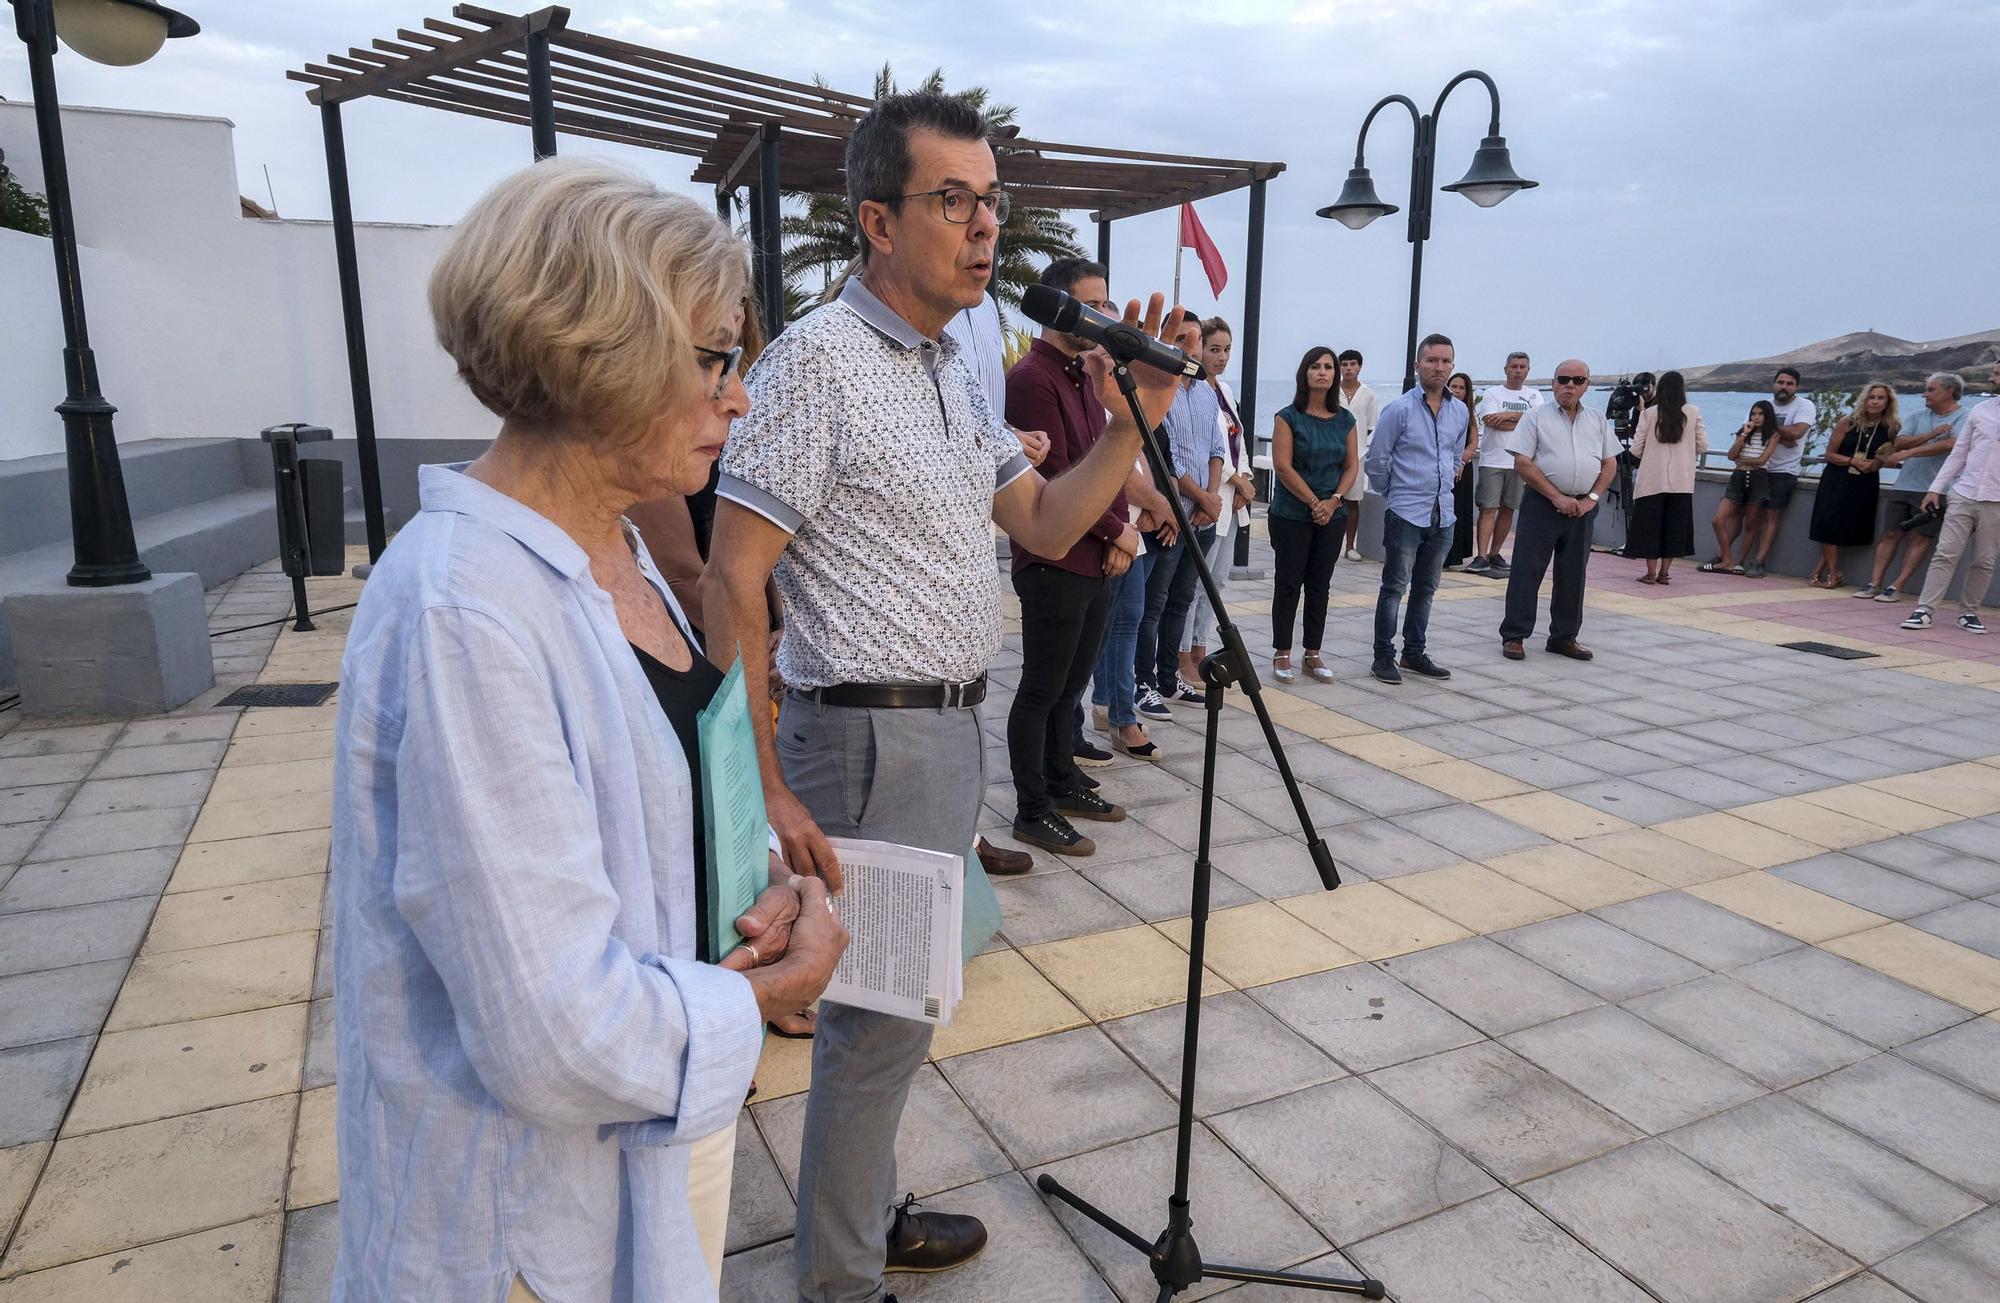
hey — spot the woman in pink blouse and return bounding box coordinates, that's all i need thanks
[1627,370,1709,583]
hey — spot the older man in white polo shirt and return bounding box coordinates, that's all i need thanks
[1499,358,1619,661]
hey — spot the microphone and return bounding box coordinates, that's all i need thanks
[1019,285,1207,381]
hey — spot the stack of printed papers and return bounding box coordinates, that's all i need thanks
[821,837,964,1025]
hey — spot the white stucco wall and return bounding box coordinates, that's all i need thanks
[1,101,498,461]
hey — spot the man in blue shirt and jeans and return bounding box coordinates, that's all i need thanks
[1364,333,1468,684]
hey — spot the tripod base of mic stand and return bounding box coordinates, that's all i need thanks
[1035,1175,1385,1299]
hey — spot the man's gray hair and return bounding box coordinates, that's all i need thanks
[1929,371,1964,398]
[1506,350,1530,365]
[845,91,989,263]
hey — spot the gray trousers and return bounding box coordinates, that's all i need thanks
[1917,496,2000,615]
[1180,523,1234,653]
[778,693,986,1303]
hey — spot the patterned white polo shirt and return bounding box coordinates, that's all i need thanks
[718,277,1033,690]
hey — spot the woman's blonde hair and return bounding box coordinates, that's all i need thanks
[1853,382,1901,435]
[429,158,749,439]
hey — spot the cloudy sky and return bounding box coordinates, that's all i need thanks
[5,0,1995,397]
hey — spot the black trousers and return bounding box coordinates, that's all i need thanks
[1009,564,1111,819]
[1500,492,1597,643]
[1444,466,1476,566]
[1268,512,1344,651]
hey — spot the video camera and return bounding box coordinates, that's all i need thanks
[1604,371,1655,446]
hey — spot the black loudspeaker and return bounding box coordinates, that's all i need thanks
[298,458,346,576]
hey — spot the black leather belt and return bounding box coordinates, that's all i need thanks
[796,676,987,710]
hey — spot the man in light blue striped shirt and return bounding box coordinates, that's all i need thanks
[1364,333,1468,684]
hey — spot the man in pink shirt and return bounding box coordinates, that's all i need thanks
[1902,362,2000,634]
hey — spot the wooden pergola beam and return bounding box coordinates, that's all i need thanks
[304,5,567,106]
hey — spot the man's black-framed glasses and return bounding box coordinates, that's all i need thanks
[1554,373,1590,385]
[694,344,744,398]
[893,186,1011,225]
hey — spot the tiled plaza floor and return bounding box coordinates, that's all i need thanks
[2,538,1998,1302]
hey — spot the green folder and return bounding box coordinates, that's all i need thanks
[695,658,768,963]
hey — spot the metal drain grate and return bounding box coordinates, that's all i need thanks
[1778,641,1879,661]
[218,682,340,708]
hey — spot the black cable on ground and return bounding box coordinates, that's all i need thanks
[209,601,359,639]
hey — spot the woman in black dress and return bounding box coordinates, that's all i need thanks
[1443,372,1480,568]
[1808,382,1899,588]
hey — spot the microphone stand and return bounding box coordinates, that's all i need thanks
[1033,358,1388,1301]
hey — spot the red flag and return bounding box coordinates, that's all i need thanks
[1178,202,1228,296]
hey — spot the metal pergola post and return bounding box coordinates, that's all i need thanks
[319,100,387,562]
[756,124,783,340]
[1239,177,1267,460]
[524,23,556,158]
[1097,218,1111,271]
[1235,178,1268,568]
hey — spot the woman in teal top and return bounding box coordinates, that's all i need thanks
[1269,346,1360,682]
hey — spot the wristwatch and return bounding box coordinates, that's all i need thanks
[1586,492,1601,502]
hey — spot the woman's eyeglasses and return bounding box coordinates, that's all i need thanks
[893,186,1012,225]
[694,344,744,399]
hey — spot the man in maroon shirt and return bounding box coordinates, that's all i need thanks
[1003,257,1144,854]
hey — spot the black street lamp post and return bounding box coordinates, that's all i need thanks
[1318,71,1535,392]
[10,0,199,586]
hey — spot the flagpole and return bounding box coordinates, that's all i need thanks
[1173,242,1184,308]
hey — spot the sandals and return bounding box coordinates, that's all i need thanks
[1302,653,1335,682]
[1272,652,1296,684]
[1638,574,1658,585]
[1698,558,1726,573]
[1657,574,1672,585]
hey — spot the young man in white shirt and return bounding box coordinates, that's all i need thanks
[1337,349,1381,562]
[1471,351,1542,575]
[1744,366,1815,578]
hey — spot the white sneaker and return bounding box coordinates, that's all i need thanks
[1901,607,1933,630]
[1344,548,1363,563]
[1960,612,1988,635]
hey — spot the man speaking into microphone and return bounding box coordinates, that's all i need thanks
[700,91,1192,1303]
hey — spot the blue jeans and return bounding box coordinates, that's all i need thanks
[1131,529,1180,693]
[1093,546,1157,727]
[1375,508,1450,659]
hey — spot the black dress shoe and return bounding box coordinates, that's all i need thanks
[1546,638,1595,661]
[886,1194,988,1274]
[1398,653,1451,679]
[1370,656,1403,684]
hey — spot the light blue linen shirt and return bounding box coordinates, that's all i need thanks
[1164,380,1227,513]
[1365,385,1468,530]
[331,464,762,1303]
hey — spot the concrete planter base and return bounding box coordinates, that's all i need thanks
[4,572,214,717]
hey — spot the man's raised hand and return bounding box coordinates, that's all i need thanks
[1093,295,1192,431]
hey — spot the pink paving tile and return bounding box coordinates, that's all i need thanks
[1583,552,1768,599]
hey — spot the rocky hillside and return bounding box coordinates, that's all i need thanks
[1678,327,2000,390]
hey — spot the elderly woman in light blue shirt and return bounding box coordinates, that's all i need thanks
[330,160,845,1302]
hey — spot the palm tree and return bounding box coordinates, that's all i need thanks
[776,66,1082,321]
[779,191,855,298]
